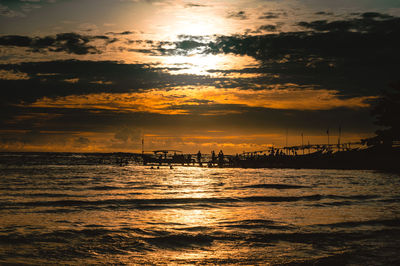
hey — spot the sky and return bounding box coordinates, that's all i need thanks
[0,0,399,153]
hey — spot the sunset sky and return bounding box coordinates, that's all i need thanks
[1,0,399,153]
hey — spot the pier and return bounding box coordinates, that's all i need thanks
[134,141,400,171]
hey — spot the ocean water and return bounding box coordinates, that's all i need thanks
[1,153,400,265]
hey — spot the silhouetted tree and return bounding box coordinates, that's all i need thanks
[364,81,400,147]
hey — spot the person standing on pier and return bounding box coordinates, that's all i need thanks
[211,150,216,163]
[197,151,202,166]
[218,150,224,167]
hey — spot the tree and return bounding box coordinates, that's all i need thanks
[364,81,400,147]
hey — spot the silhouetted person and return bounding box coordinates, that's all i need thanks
[270,149,275,157]
[197,151,202,166]
[218,150,224,166]
[211,150,216,163]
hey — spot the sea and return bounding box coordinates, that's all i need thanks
[1,152,400,265]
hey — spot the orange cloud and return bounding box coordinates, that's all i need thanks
[26,85,376,115]
[0,69,29,80]
[64,78,79,83]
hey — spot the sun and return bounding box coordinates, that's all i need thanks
[160,54,226,75]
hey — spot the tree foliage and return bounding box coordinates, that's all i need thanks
[365,81,400,147]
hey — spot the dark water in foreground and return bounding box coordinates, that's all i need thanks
[1,153,400,265]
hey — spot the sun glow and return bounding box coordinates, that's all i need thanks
[160,53,259,76]
[162,54,226,75]
[152,4,227,39]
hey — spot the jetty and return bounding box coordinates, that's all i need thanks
[136,141,400,171]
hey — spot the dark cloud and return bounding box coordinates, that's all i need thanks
[177,35,208,41]
[0,80,377,152]
[227,11,248,20]
[114,126,141,142]
[0,3,25,17]
[315,11,334,16]
[253,24,279,33]
[0,32,108,54]
[0,58,376,143]
[136,14,395,100]
[298,20,353,32]
[184,3,208,8]
[0,103,375,149]
[135,13,399,62]
[0,0,57,18]
[73,136,90,147]
[106,31,135,36]
[361,12,393,19]
[120,13,400,98]
[0,35,32,46]
[258,11,285,20]
[0,128,70,149]
[20,3,41,13]
[298,12,399,32]
[0,59,230,105]
[175,40,204,50]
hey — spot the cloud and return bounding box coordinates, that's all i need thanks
[0,69,29,80]
[73,136,90,147]
[184,3,208,8]
[0,59,223,106]
[315,11,334,16]
[64,78,79,84]
[0,0,47,18]
[0,33,107,55]
[298,12,398,32]
[175,40,204,50]
[128,12,398,69]
[258,11,285,20]
[78,23,98,32]
[227,10,248,20]
[106,31,135,36]
[0,4,25,17]
[25,85,375,115]
[253,24,279,33]
[114,126,142,142]
[20,3,41,13]
[0,102,375,152]
[361,12,393,19]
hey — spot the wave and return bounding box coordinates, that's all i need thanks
[90,185,121,190]
[2,223,400,264]
[1,192,90,198]
[146,233,214,248]
[240,184,310,189]
[219,219,292,230]
[316,218,400,228]
[5,227,399,248]
[0,194,380,212]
